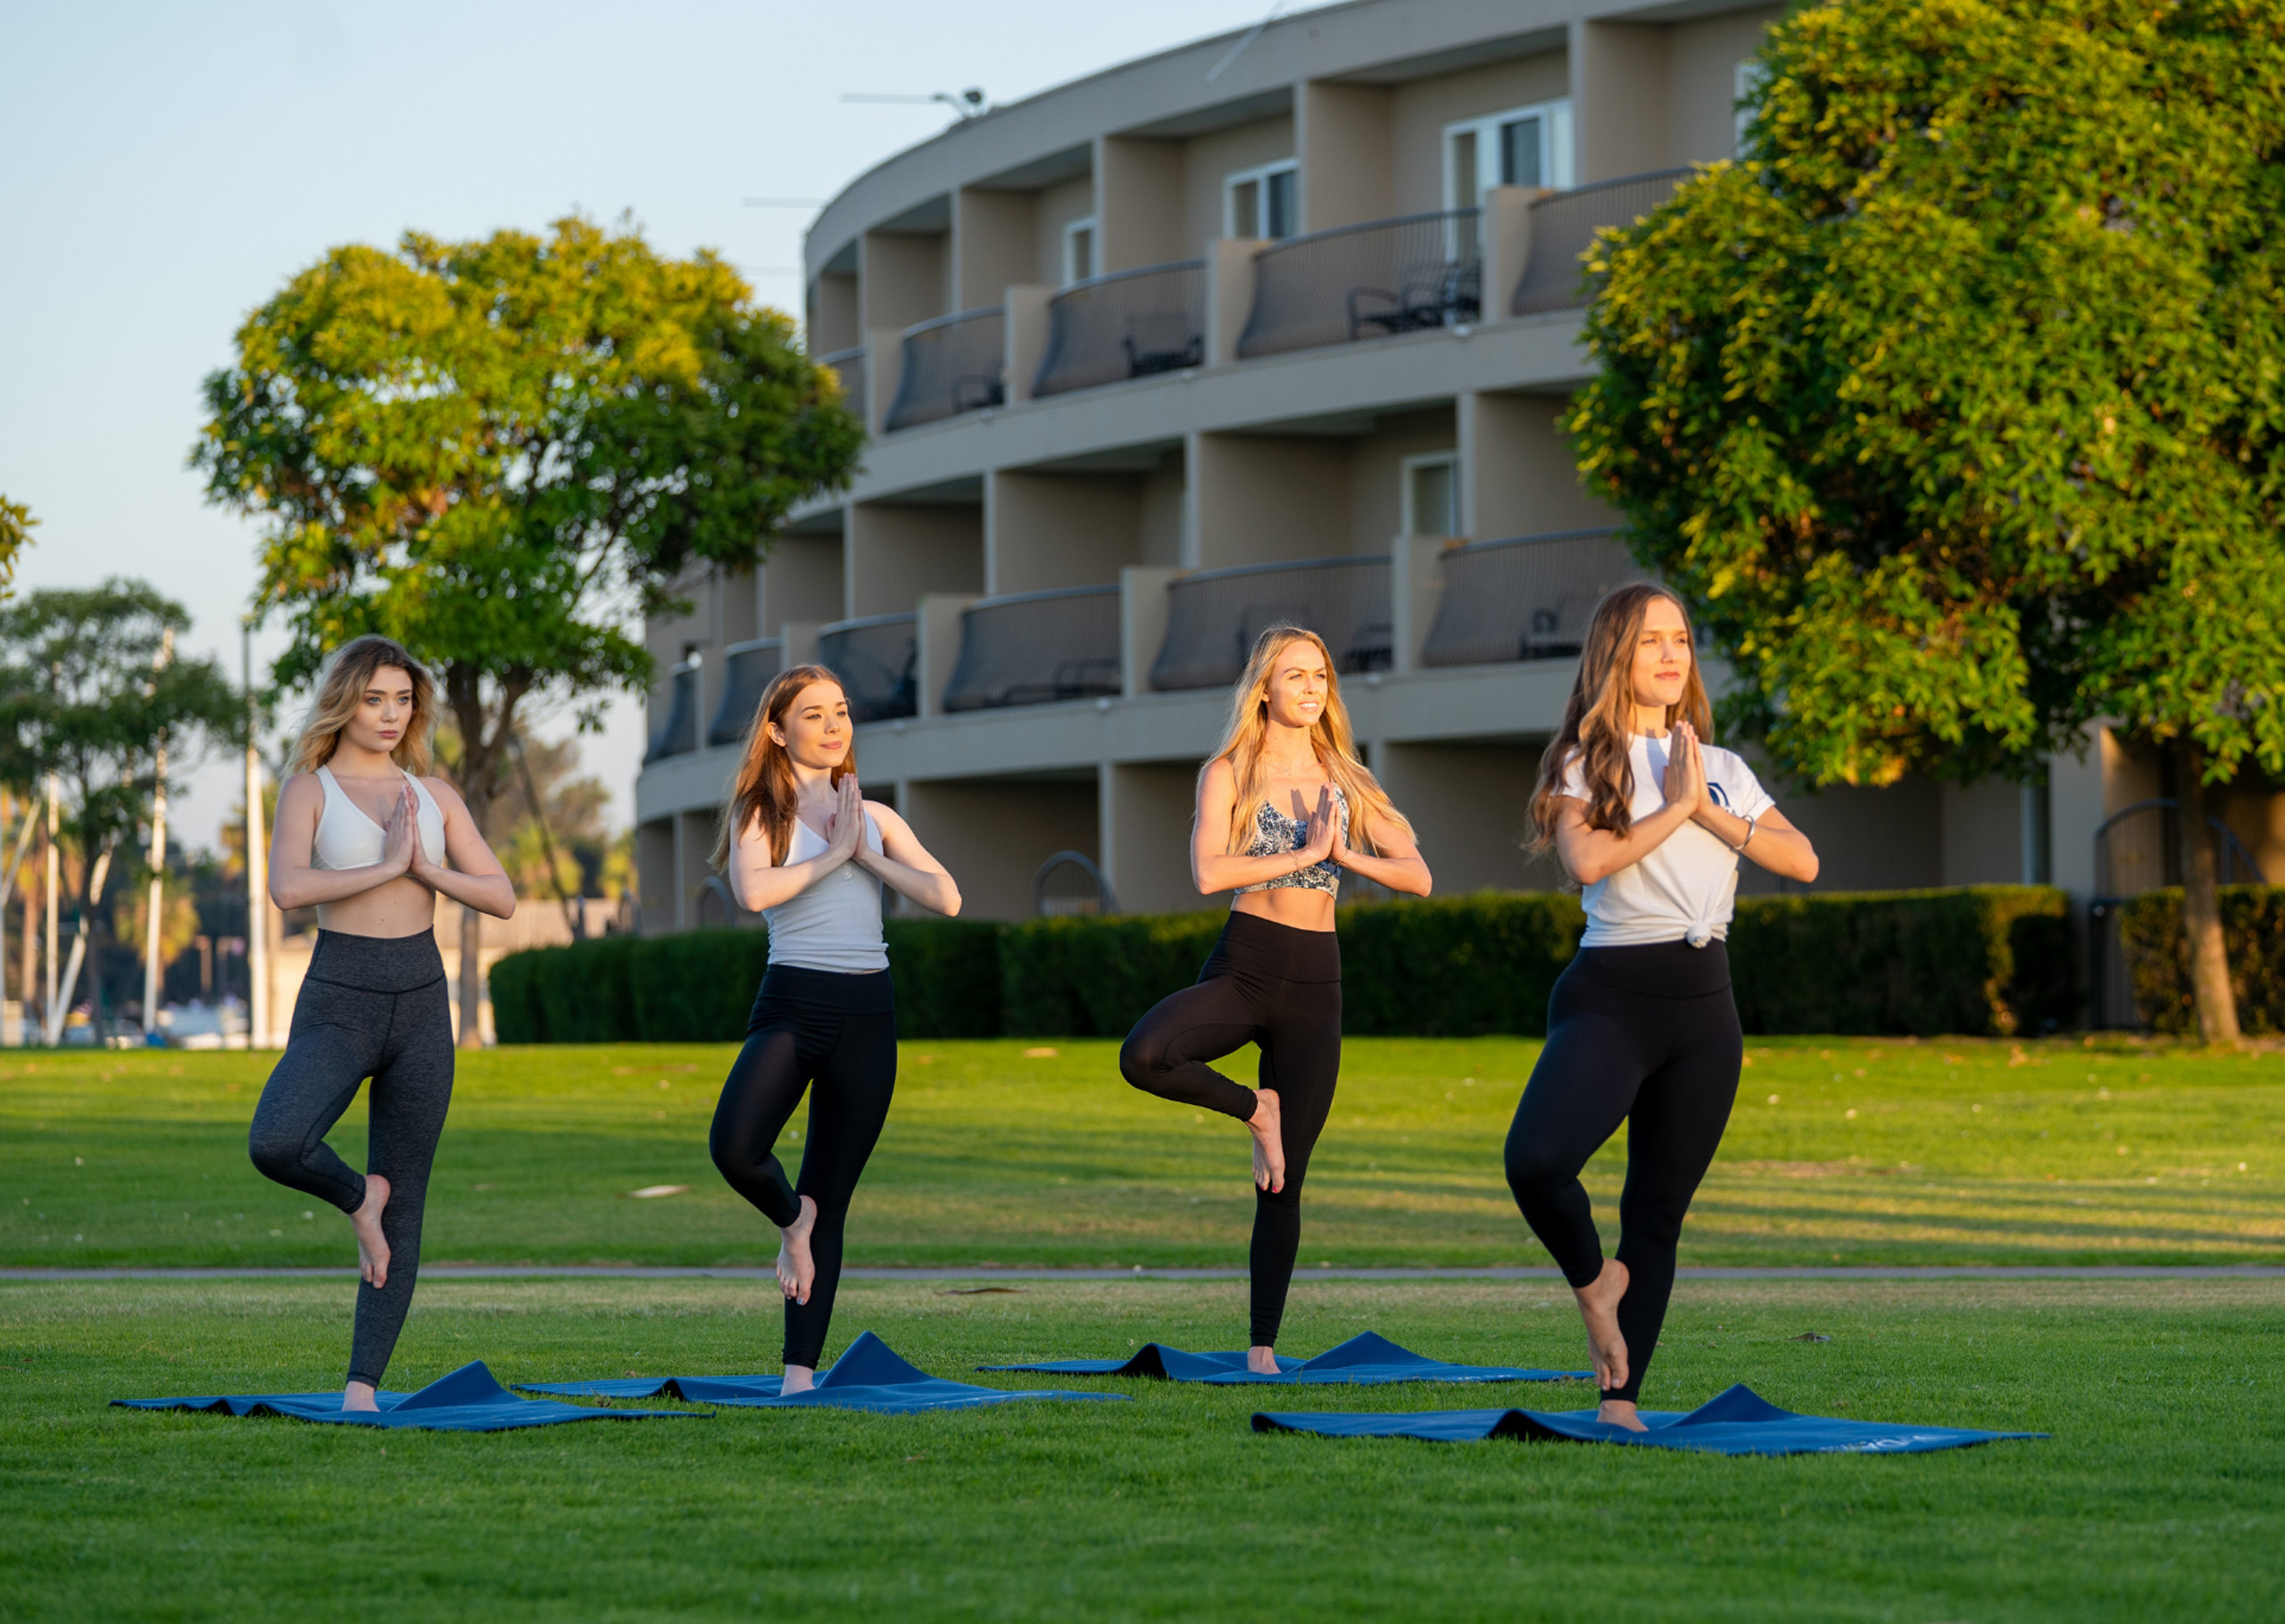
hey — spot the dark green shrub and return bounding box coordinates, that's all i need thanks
[486,947,544,1044]
[487,934,638,1043]
[1339,892,1586,1036]
[1729,886,2073,1037]
[999,913,1225,1037]
[2118,886,2285,1035]
[627,927,770,1041]
[885,917,1004,1038]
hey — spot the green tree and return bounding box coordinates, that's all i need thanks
[1569,0,2285,1043]
[0,493,35,598]
[194,214,863,1040]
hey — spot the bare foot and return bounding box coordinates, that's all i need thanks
[1574,1257,1631,1395]
[781,1363,816,1395]
[776,1195,818,1305]
[342,1380,380,1413]
[1247,1345,1279,1375]
[351,1174,392,1290]
[1597,1398,1648,1431]
[1246,1089,1285,1193]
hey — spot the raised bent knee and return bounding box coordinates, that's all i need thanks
[247,1119,302,1188]
[1118,1032,1166,1092]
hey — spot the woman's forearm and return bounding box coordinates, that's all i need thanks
[1193,849,1325,894]
[423,866,517,920]
[858,850,960,915]
[270,861,404,909]
[728,852,843,913]
[1560,799,1696,886]
[1692,805,1820,883]
[1340,849,1432,897]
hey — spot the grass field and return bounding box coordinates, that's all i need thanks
[5,1036,2283,1620]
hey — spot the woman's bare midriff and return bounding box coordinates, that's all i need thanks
[1231,886,1335,932]
[316,871,440,940]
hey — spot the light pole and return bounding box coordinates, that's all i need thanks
[243,623,269,1049]
[141,626,174,1036]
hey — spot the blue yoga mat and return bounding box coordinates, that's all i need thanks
[112,1360,706,1432]
[1252,1382,2048,1455]
[516,1331,1130,1414]
[984,1330,1591,1387]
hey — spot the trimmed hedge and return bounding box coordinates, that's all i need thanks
[2118,885,2285,1035]
[487,884,2077,1043]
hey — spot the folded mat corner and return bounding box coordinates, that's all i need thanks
[114,1360,708,1431]
[984,1330,1591,1386]
[1251,1382,2048,1455]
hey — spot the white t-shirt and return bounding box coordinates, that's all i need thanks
[1559,733,1775,948]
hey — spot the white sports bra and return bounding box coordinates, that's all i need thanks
[312,765,446,871]
[764,814,889,974]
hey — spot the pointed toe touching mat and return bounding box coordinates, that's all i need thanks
[1252,1383,2047,1456]
[113,1361,706,1432]
[516,1332,1129,1415]
[985,1330,1591,1388]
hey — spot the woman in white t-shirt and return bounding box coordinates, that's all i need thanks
[1506,584,1819,1430]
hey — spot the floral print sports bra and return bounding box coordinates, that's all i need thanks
[1234,788,1348,897]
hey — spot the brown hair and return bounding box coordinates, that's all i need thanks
[711,665,854,869]
[287,634,439,775]
[1202,625,1412,856]
[1526,584,1712,850]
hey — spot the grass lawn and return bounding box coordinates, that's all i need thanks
[3,1037,2280,1269]
[4,1275,2282,1621]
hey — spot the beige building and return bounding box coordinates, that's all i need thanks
[633,0,2281,1024]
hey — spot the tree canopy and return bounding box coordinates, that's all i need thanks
[0,493,35,599]
[1570,0,2285,792]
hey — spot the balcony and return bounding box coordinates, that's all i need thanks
[1032,261,1207,398]
[1510,169,1691,316]
[1236,210,1480,360]
[818,612,918,722]
[706,637,783,748]
[1420,528,1646,667]
[817,345,867,427]
[941,585,1121,712]
[881,307,1005,433]
[1151,555,1392,692]
[643,660,700,763]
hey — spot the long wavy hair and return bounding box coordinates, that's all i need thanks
[1203,626,1411,856]
[1527,584,1713,851]
[287,634,438,775]
[712,664,855,869]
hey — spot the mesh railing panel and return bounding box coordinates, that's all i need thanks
[643,663,700,762]
[818,614,918,723]
[941,585,1121,712]
[706,638,784,748]
[1151,556,1392,692]
[817,346,867,428]
[1511,169,1691,315]
[1421,529,1647,667]
[881,308,1005,432]
[1236,210,1481,360]
[1033,261,1207,398]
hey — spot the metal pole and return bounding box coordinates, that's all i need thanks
[244,624,270,1049]
[44,775,59,1040]
[46,840,115,1048]
[143,628,174,1036]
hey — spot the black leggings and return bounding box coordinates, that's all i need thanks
[1504,940,1742,1404]
[1119,911,1341,1347]
[710,965,897,1369]
[248,929,454,1388]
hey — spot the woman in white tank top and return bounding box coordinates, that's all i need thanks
[706,663,960,1393]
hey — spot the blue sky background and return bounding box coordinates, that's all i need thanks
[0,0,1303,849]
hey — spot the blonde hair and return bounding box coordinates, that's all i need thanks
[712,665,854,870]
[1204,626,1412,857]
[287,634,438,775]
[1526,584,1713,849]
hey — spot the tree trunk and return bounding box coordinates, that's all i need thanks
[2172,737,2241,1048]
[445,663,528,1049]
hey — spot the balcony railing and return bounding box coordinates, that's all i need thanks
[1420,529,1647,667]
[1510,169,1691,316]
[706,637,784,749]
[881,307,1005,432]
[941,585,1121,712]
[1151,555,1392,692]
[643,660,700,763]
[817,345,867,427]
[1236,210,1481,360]
[818,612,918,722]
[1033,261,1207,398]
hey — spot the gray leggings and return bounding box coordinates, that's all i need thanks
[249,929,454,1388]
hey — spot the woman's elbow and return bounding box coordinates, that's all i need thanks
[937,882,962,918]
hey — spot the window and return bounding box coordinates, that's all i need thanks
[1062,217,1096,286]
[1443,100,1575,210]
[1401,452,1458,538]
[1225,160,1299,240]
[1734,61,1770,155]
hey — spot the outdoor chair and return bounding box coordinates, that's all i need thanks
[1122,311,1204,377]
[1346,259,1483,340]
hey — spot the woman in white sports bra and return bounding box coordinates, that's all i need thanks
[709,664,960,1393]
[250,634,515,1411]
[1119,626,1430,1371]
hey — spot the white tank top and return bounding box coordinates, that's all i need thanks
[764,814,889,974]
[312,765,446,871]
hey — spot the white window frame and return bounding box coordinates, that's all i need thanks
[1061,216,1097,286]
[1400,452,1460,538]
[1223,159,1300,240]
[1442,99,1575,211]
[1734,61,1770,156]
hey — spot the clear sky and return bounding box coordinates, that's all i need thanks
[0,0,1303,851]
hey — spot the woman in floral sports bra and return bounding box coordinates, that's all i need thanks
[1119,626,1431,1371]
